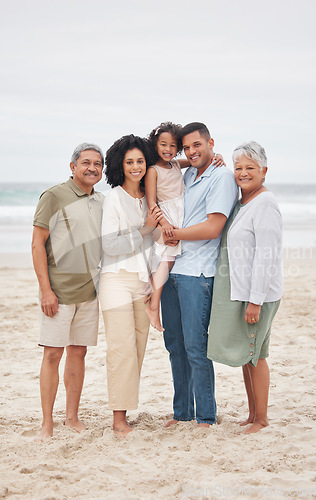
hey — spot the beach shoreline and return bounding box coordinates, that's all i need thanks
[0,250,315,498]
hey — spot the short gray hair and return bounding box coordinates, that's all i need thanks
[232,141,267,170]
[71,143,104,167]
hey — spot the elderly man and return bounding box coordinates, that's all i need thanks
[32,143,104,440]
[161,122,238,428]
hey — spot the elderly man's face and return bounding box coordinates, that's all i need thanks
[70,150,102,194]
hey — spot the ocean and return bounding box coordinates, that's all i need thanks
[0,182,315,254]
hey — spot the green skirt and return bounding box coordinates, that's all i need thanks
[207,206,280,368]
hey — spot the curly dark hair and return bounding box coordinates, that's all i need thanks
[148,122,183,163]
[104,134,157,188]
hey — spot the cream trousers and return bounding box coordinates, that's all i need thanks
[99,270,150,410]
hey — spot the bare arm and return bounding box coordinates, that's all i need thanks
[178,159,191,169]
[144,166,173,234]
[144,167,158,211]
[31,225,59,317]
[170,213,227,241]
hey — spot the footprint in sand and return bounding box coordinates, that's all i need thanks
[22,429,38,438]
[20,467,35,474]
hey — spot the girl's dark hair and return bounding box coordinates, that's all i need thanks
[148,122,183,162]
[104,134,156,188]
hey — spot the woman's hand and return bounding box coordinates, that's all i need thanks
[138,205,163,237]
[213,153,226,168]
[245,303,261,324]
[145,204,163,229]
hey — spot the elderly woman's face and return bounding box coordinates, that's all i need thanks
[234,155,267,193]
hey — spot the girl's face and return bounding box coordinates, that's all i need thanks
[156,132,177,164]
[122,148,146,184]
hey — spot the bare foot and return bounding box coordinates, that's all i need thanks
[197,423,210,428]
[113,421,132,437]
[64,418,86,433]
[146,307,164,332]
[34,424,53,442]
[239,416,255,426]
[243,421,269,434]
[164,418,179,428]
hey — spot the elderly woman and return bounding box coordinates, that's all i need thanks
[207,141,282,434]
[99,135,162,436]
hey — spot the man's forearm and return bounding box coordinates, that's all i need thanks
[173,220,223,241]
[32,244,53,294]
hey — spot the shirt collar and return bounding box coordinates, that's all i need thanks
[189,161,216,182]
[67,177,96,197]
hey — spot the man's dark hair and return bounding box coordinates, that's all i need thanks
[180,122,211,141]
[104,134,156,188]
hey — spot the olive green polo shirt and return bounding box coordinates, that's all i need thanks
[33,177,104,304]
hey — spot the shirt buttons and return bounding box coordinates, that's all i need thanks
[250,352,253,356]
[251,333,255,338]
[250,344,254,348]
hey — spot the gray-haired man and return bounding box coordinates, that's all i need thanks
[32,143,104,440]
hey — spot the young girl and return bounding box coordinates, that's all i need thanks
[145,122,225,332]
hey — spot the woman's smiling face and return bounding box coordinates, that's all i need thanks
[122,148,146,184]
[234,154,267,193]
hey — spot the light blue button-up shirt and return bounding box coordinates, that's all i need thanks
[171,162,238,277]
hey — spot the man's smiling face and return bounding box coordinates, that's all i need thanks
[182,130,214,172]
[70,150,103,194]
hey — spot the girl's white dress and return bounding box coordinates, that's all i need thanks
[150,159,185,258]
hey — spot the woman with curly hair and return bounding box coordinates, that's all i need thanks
[99,134,163,436]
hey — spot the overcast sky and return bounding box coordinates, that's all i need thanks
[1,0,315,184]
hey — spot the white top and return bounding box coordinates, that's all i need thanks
[227,191,283,305]
[101,186,155,282]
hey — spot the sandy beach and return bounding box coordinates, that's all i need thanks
[0,248,315,499]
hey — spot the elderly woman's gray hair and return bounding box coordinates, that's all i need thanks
[71,143,104,167]
[232,141,267,171]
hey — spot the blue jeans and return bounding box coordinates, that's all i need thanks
[161,274,217,425]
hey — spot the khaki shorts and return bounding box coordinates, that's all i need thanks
[39,297,99,347]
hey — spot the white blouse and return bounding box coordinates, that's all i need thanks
[101,186,156,282]
[227,191,283,305]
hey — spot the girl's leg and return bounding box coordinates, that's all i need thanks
[240,364,255,426]
[146,259,174,332]
[243,358,270,434]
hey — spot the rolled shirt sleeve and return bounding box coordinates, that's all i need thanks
[249,201,283,305]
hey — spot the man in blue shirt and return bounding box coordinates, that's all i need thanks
[161,122,238,427]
